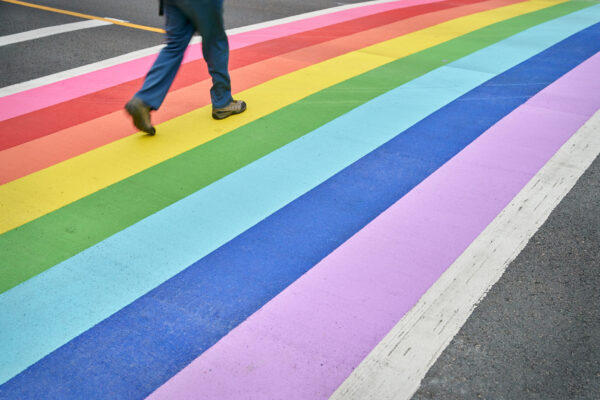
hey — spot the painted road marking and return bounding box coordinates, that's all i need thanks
[330,112,600,398]
[0,0,500,180]
[143,32,600,400]
[0,0,165,33]
[0,0,439,97]
[1,6,596,387]
[0,0,564,234]
[0,20,112,47]
[0,0,598,398]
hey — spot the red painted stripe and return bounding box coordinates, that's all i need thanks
[0,0,519,186]
[0,0,484,151]
[0,0,443,123]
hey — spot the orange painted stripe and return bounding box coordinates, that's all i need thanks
[0,0,523,185]
[0,0,464,150]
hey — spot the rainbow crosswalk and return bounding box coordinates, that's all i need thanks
[1,0,599,398]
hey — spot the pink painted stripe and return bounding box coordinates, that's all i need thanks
[146,54,600,400]
[0,0,442,122]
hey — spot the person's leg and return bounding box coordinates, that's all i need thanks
[199,1,233,109]
[135,2,195,110]
[175,0,232,108]
[126,2,194,134]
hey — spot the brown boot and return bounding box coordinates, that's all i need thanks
[125,97,156,135]
[212,100,247,120]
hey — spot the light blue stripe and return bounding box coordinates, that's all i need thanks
[1,5,599,385]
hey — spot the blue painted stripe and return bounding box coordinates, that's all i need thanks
[2,15,599,400]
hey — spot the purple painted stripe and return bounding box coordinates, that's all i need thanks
[147,53,600,400]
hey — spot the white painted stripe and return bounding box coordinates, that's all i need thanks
[0,43,189,97]
[0,20,112,47]
[329,110,600,400]
[0,0,402,96]
[103,17,129,23]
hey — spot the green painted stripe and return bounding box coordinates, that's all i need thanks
[0,1,591,294]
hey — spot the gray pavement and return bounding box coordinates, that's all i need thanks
[6,0,371,30]
[0,24,165,87]
[0,2,79,35]
[413,154,600,400]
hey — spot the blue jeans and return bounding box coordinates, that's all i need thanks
[136,0,233,109]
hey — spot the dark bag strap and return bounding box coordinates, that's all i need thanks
[159,0,164,15]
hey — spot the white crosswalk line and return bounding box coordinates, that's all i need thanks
[330,111,600,400]
[0,19,112,47]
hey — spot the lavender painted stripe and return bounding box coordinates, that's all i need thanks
[147,54,600,399]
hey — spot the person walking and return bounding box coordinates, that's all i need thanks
[125,0,246,135]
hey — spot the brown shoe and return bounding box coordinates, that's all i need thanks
[212,100,246,120]
[125,97,156,135]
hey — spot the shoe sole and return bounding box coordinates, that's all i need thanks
[125,103,156,135]
[212,102,247,120]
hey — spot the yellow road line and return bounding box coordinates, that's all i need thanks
[1,0,165,33]
[0,0,565,234]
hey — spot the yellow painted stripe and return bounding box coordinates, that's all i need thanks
[1,0,165,33]
[0,0,564,234]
